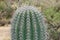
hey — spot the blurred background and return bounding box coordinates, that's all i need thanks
[0,0,60,40]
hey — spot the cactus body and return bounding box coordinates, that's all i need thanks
[11,6,47,40]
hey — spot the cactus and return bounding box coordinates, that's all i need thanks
[11,6,47,40]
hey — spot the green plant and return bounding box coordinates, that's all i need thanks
[11,6,47,40]
[0,1,6,11]
[43,7,60,25]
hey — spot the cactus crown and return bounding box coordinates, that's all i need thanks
[11,6,47,40]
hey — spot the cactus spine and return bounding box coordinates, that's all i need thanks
[11,6,47,40]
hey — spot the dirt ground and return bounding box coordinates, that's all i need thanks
[0,25,11,40]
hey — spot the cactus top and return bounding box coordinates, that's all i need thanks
[15,6,40,14]
[12,6,43,22]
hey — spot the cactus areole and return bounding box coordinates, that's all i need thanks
[11,6,47,40]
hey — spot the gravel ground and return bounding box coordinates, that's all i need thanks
[0,25,11,40]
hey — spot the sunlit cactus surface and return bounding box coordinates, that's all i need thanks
[11,6,47,40]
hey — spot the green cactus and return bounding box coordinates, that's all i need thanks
[11,6,47,40]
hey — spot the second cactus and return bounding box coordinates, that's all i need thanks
[11,6,47,40]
